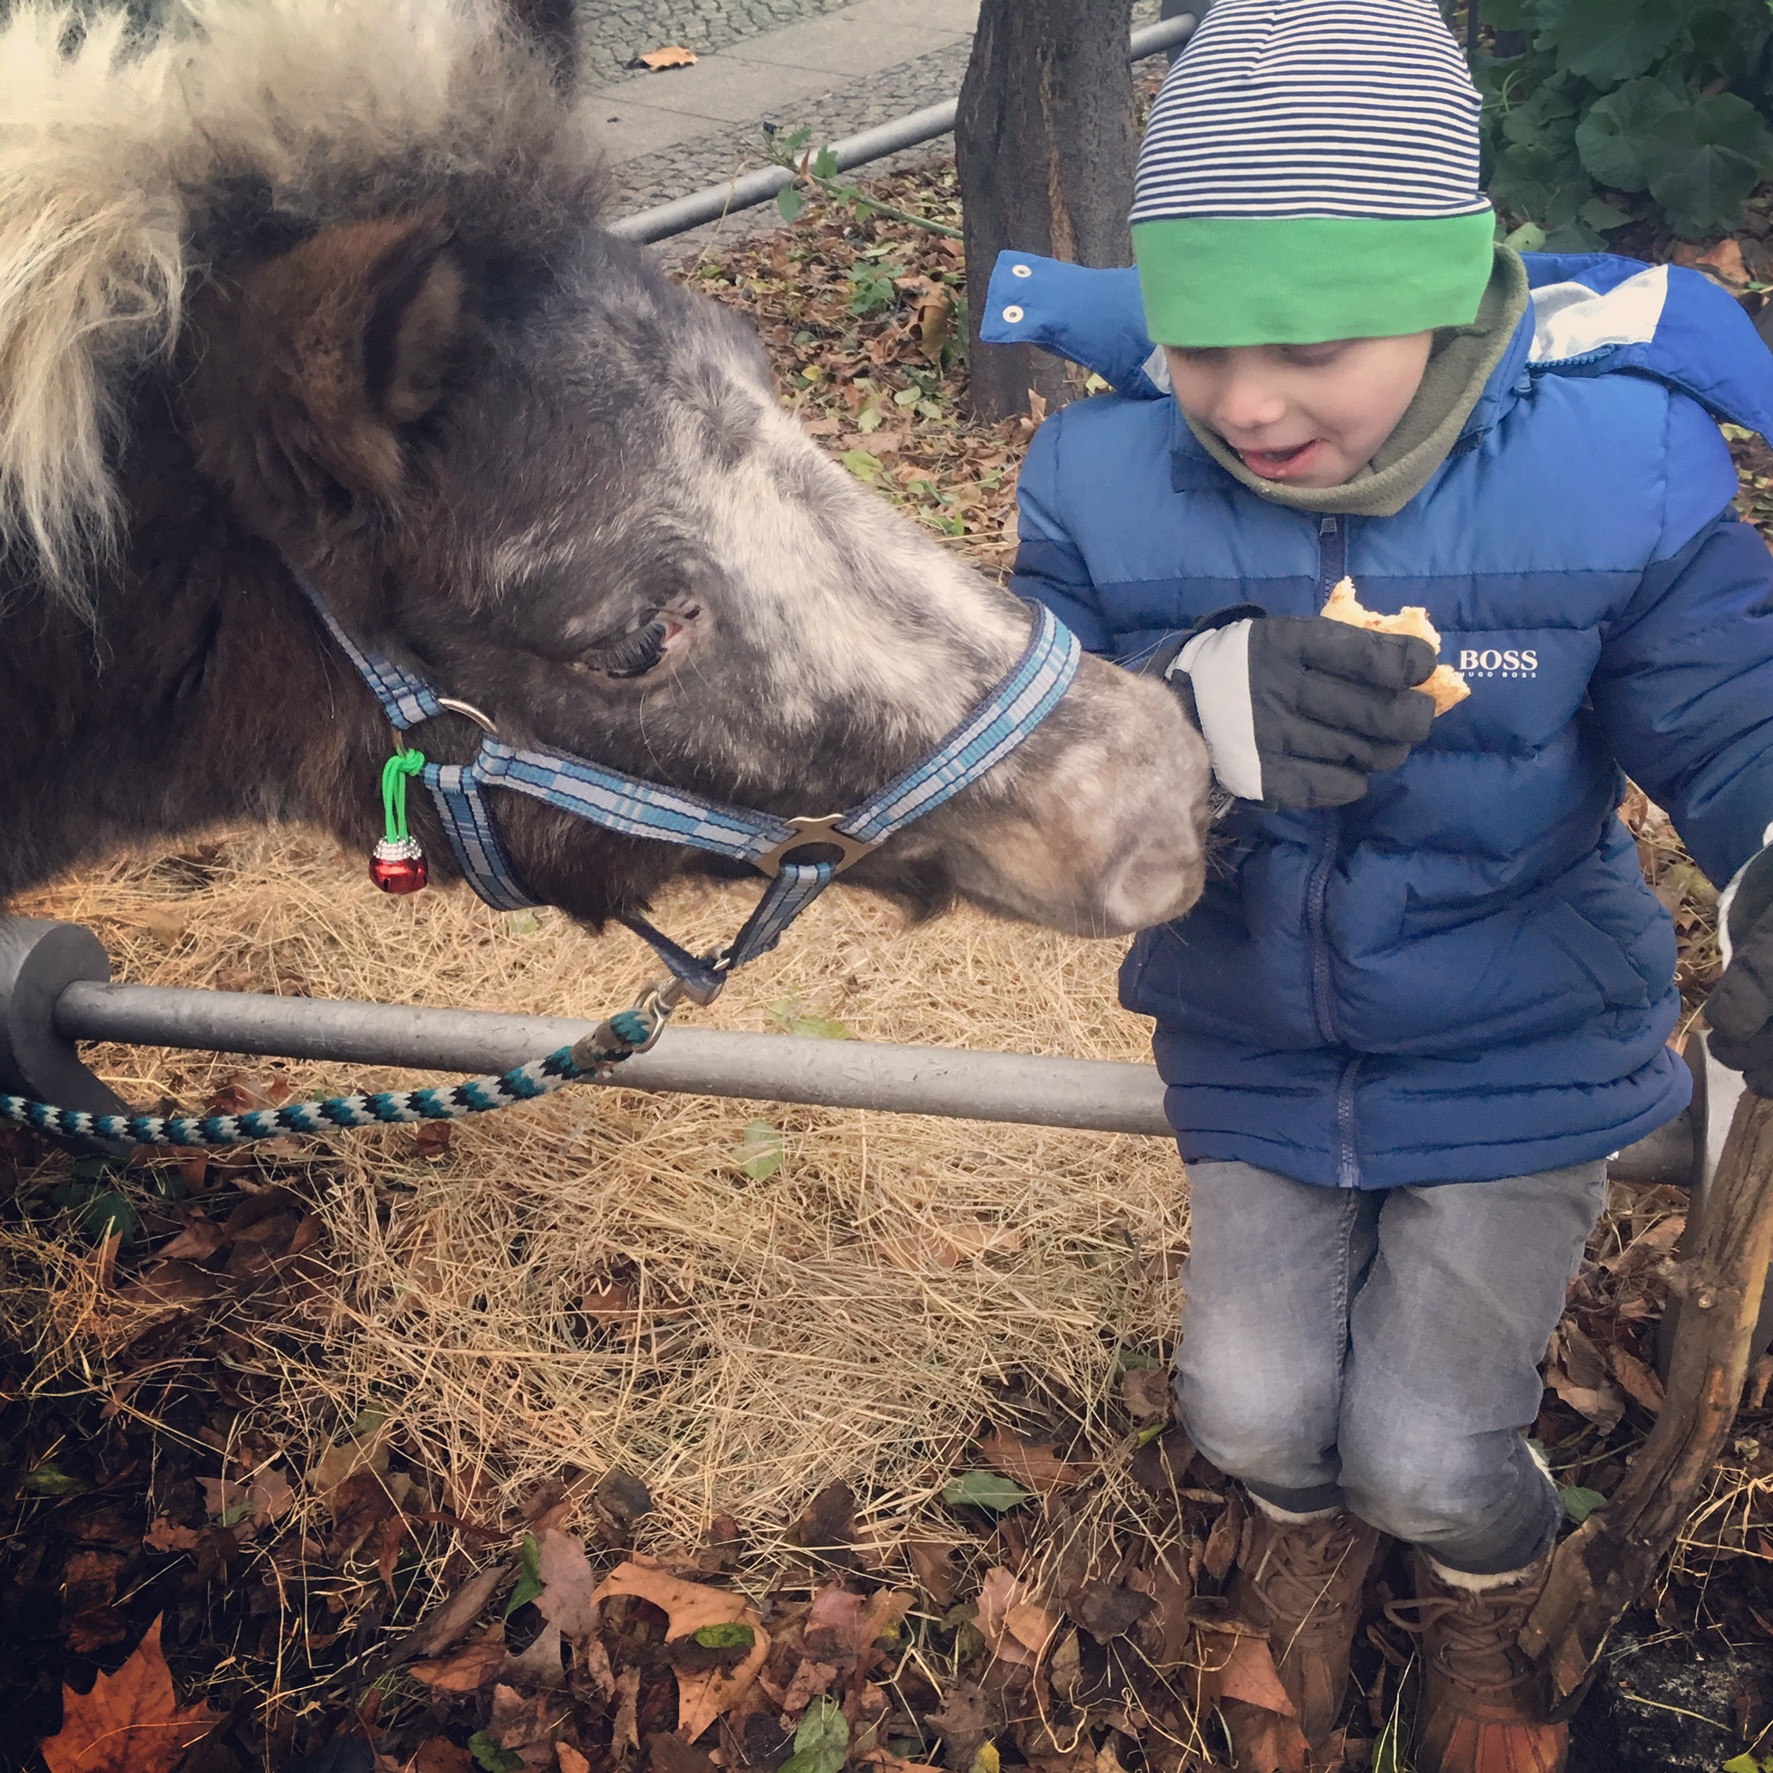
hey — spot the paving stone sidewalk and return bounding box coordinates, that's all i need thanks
[595,0,1166,251]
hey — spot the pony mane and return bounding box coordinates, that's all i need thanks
[0,0,605,608]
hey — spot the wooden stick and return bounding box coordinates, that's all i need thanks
[1522,1089,1773,1714]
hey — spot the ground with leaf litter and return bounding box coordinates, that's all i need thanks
[5,156,1773,1773]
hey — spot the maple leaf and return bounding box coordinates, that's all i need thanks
[636,44,697,69]
[39,1616,220,1773]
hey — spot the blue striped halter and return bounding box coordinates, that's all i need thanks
[300,580,1082,1006]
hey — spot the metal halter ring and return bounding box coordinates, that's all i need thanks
[753,814,881,879]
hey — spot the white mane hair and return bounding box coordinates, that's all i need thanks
[0,0,601,608]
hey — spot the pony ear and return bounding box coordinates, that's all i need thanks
[186,210,474,520]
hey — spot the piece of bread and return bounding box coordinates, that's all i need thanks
[1320,576,1470,716]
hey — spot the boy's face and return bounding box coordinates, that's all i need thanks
[1164,332,1435,488]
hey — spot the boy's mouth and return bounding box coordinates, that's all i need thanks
[1236,439,1321,479]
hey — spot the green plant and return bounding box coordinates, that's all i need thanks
[763,125,963,239]
[1474,0,1773,244]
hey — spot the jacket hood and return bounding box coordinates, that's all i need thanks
[983,248,1773,442]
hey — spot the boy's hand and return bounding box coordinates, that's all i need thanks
[1707,845,1773,1096]
[1158,613,1438,809]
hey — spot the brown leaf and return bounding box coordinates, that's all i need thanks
[977,1430,1079,1495]
[488,1681,559,1749]
[39,1616,220,1773]
[904,1539,957,1607]
[1129,1425,1196,1492]
[1066,1580,1152,1642]
[535,1529,600,1642]
[412,1121,454,1161]
[613,1667,641,1754]
[580,1636,618,1702]
[974,1567,1039,1668]
[776,1657,837,1719]
[636,44,697,69]
[1546,1330,1625,1432]
[1206,1631,1296,1715]
[504,1618,566,1689]
[327,1468,396,1561]
[793,1480,856,1549]
[591,1560,770,1740]
[405,1563,507,1661]
[1119,1367,1173,1424]
[649,1735,718,1773]
[803,1586,868,1663]
[66,1609,131,1655]
[144,1520,199,1554]
[112,1260,222,1312]
[1203,1490,1244,1585]
[1220,1699,1312,1773]
[412,1741,474,1773]
[407,1636,507,1693]
[159,1211,225,1261]
[1610,1345,1666,1415]
[558,1748,592,1773]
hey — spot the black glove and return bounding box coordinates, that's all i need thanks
[1153,611,1438,809]
[1706,841,1773,1096]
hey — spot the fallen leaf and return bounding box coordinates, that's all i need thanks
[793,1480,856,1550]
[591,1561,769,1740]
[1204,1631,1296,1714]
[504,1619,566,1688]
[412,1121,454,1161]
[580,1636,617,1702]
[39,1616,220,1773]
[903,1539,957,1607]
[1610,1345,1665,1415]
[407,1636,507,1692]
[778,1696,847,1773]
[1220,1699,1312,1773]
[973,1568,1038,1668]
[777,1657,837,1719]
[112,1260,221,1310]
[636,44,697,69]
[558,1749,592,1773]
[405,1563,507,1660]
[941,1470,1033,1513]
[535,1529,600,1641]
[413,1741,474,1773]
[1067,1580,1153,1642]
[143,1519,199,1554]
[977,1430,1079,1495]
[1546,1327,1625,1432]
[803,1587,868,1664]
[613,1668,641,1754]
[1004,1598,1058,1658]
[1119,1367,1173,1424]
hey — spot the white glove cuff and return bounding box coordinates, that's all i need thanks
[1174,620,1262,801]
[1717,819,1773,967]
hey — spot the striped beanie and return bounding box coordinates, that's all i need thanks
[1131,0,1494,348]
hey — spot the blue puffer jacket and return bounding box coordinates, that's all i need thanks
[987,250,1773,1188]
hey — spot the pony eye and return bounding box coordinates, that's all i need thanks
[589,617,668,679]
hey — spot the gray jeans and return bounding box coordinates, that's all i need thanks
[1177,1158,1608,1575]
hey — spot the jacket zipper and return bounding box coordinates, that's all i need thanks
[1306,516,1361,1186]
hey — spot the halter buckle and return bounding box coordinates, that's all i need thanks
[754,815,880,879]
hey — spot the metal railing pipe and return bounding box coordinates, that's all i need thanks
[609,12,1202,245]
[53,980,1175,1137]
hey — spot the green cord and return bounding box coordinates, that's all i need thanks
[381,747,426,843]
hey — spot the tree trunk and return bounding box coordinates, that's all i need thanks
[955,0,1137,424]
[1521,1087,1773,1715]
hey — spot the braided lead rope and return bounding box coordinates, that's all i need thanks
[0,1011,656,1150]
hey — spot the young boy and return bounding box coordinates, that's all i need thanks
[986,3,1773,1769]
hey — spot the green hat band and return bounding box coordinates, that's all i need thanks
[1132,212,1497,348]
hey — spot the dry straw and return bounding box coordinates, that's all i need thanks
[4,829,1189,1569]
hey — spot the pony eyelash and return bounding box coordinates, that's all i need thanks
[590,616,668,679]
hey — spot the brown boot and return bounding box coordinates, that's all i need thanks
[1225,1503,1382,1754]
[1400,1549,1567,1773]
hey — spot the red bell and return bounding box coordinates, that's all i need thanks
[371,837,428,895]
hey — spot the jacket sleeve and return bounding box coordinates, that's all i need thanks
[1591,398,1773,888]
[1007,412,1116,655]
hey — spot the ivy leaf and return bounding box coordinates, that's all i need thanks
[811,147,839,180]
[776,184,804,224]
[1560,1484,1608,1524]
[468,1735,524,1773]
[1575,77,1684,192]
[942,1470,1035,1513]
[1646,91,1773,239]
[1540,0,1685,85]
[505,1533,543,1617]
[692,1620,756,1649]
[839,448,883,484]
[778,1696,849,1773]
[734,1119,784,1181]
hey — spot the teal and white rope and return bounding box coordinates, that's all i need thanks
[0,1011,655,1149]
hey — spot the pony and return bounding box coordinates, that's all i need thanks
[0,0,1210,954]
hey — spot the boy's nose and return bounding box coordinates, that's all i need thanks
[1212,378,1291,436]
